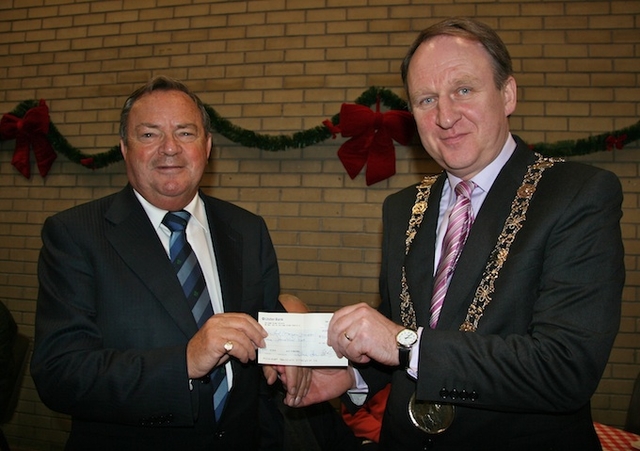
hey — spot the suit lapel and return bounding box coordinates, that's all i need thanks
[203,196,244,314]
[104,186,197,339]
[405,175,445,328]
[437,142,537,329]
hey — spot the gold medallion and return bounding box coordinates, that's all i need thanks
[408,393,455,434]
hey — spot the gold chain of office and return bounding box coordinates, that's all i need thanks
[399,153,561,332]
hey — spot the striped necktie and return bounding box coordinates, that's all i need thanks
[162,210,228,421]
[430,180,475,328]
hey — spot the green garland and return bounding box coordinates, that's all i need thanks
[1,86,638,170]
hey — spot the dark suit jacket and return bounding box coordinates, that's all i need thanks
[0,300,17,413]
[31,185,281,451]
[358,137,624,450]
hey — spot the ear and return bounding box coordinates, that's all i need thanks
[502,76,517,117]
[206,135,212,159]
[120,139,128,160]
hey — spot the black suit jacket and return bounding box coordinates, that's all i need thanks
[31,185,281,450]
[0,300,17,413]
[360,137,624,450]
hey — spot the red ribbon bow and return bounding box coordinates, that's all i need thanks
[605,134,626,151]
[330,100,415,186]
[0,99,57,178]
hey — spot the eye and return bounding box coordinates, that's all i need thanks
[177,129,198,142]
[458,87,471,96]
[421,96,436,104]
[138,131,159,142]
[413,95,436,110]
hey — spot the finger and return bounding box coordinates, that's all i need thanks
[262,365,279,385]
[328,308,351,341]
[329,323,356,357]
[293,367,311,397]
[292,367,312,404]
[238,318,269,349]
[213,313,268,348]
[299,366,312,398]
[187,314,268,377]
[223,333,259,363]
[282,366,306,406]
[277,367,289,387]
[332,330,370,364]
[284,365,299,394]
[328,303,367,344]
[293,367,353,407]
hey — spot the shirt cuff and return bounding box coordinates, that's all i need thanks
[346,365,369,406]
[407,326,423,380]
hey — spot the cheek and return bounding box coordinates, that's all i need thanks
[413,111,435,132]
[472,97,504,122]
[125,145,153,163]
[415,117,440,146]
[189,149,210,169]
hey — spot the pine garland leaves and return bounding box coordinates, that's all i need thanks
[2,88,638,171]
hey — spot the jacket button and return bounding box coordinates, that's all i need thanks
[214,430,225,440]
[460,389,468,400]
[470,390,479,401]
[439,388,449,398]
[450,388,458,399]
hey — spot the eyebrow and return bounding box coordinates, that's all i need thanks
[175,123,198,130]
[135,123,198,130]
[450,74,479,87]
[135,123,160,130]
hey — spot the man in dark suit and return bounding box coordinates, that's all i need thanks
[31,76,308,450]
[298,18,624,450]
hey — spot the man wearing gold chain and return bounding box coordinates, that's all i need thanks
[296,17,624,450]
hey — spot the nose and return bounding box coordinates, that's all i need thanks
[435,98,460,129]
[159,134,179,155]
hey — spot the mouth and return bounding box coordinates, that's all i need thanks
[155,164,185,173]
[440,132,468,146]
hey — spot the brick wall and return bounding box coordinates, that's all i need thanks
[0,1,638,449]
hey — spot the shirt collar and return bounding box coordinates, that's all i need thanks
[133,190,207,233]
[446,133,517,194]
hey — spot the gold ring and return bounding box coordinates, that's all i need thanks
[344,332,352,341]
[223,341,234,353]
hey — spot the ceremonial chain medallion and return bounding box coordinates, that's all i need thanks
[401,154,560,434]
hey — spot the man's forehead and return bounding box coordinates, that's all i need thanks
[129,91,201,118]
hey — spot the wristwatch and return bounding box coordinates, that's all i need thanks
[396,328,418,368]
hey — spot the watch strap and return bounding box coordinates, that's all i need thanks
[398,346,411,369]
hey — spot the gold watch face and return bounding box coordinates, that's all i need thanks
[397,329,418,347]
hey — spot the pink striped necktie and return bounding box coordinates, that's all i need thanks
[429,180,475,329]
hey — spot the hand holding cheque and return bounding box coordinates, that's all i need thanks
[260,304,407,409]
[259,303,403,368]
[258,312,347,367]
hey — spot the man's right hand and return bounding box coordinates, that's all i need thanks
[186,312,267,378]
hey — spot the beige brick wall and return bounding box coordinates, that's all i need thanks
[0,1,638,449]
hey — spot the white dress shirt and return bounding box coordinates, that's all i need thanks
[134,190,233,388]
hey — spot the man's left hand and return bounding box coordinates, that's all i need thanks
[328,302,404,366]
